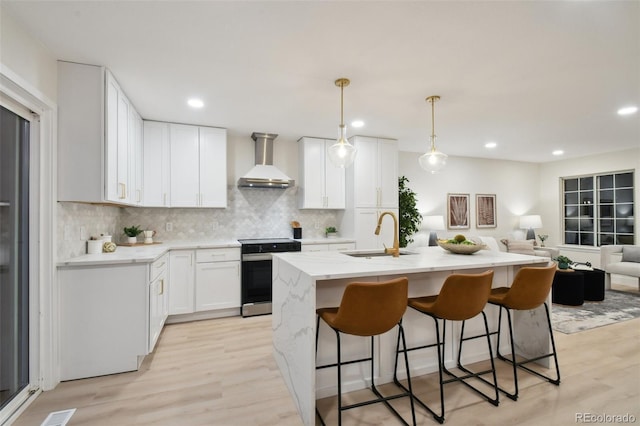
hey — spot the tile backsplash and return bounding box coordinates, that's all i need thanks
[58,187,340,260]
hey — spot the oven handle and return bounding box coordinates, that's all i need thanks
[242,253,273,262]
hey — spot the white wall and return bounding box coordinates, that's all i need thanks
[0,6,57,102]
[399,151,542,240]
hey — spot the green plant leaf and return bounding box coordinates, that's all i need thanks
[398,176,422,248]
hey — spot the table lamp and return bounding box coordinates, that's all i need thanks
[520,215,542,240]
[422,215,445,246]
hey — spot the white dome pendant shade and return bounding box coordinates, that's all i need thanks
[419,95,448,174]
[327,78,357,168]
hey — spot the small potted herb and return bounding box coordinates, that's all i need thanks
[123,225,142,244]
[325,226,338,238]
[553,255,572,270]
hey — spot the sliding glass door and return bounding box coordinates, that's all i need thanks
[0,104,30,411]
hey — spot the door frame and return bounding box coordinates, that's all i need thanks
[0,64,57,423]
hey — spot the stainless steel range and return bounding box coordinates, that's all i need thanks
[238,238,302,317]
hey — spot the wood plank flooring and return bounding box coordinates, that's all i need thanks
[13,284,640,426]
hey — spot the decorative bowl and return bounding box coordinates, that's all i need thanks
[437,240,484,255]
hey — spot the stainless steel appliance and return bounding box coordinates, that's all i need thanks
[238,238,301,317]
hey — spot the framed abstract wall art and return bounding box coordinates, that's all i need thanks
[447,193,470,229]
[476,194,497,228]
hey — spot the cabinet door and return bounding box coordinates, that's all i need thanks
[199,127,227,208]
[105,73,120,202]
[116,92,131,203]
[324,140,346,209]
[298,138,325,209]
[354,209,379,250]
[378,139,398,208]
[170,124,200,207]
[143,121,171,206]
[169,251,195,315]
[195,261,241,311]
[129,108,143,205]
[149,268,168,352]
[353,137,378,208]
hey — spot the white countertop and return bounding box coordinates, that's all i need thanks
[58,239,240,267]
[273,246,549,280]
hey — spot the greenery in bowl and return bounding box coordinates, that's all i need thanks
[123,225,143,237]
[553,255,572,264]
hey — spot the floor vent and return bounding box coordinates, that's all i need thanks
[40,409,76,426]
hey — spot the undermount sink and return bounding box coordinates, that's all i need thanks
[343,251,417,258]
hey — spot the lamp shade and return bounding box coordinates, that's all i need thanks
[422,215,445,231]
[519,215,542,230]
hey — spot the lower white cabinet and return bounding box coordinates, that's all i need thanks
[301,242,356,252]
[169,248,240,316]
[148,254,169,351]
[169,250,195,315]
[58,263,149,380]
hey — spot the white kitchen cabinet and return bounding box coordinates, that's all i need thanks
[195,248,241,312]
[354,208,399,250]
[169,250,195,315]
[301,242,356,252]
[301,244,330,252]
[297,137,345,209]
[349,136,398,209]
[129,108,144,205]
[143,121,171,206]
[58,263,149,380]
[149,254,169,352]
[58,61,142,205]
[170,124,227,208]
[169,248,240,316]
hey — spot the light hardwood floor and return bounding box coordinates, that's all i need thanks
[13,285,640,426]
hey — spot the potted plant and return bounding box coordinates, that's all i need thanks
[553,255,572,270]
[123,225,142,244]
[398,176,422,248]
[325,226,338,238]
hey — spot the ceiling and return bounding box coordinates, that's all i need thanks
[3,1,639,163]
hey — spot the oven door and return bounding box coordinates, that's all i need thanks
[241,253,273,317]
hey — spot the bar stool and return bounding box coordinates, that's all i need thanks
[394,270,498,424]
[315,277,416,426]
[488,262,560,401]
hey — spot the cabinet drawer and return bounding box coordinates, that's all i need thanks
[196,248,240,263]
[149,253,168,281]
[301,244,330,252]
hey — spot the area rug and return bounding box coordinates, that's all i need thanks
[551,290,640,334]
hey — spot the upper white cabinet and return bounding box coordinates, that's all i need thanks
[349,136,398,209]
[58,61,142,205]
[143,121,171,207]
[129,108,144,205]
[297,137,345,209]
[169,124,227,208]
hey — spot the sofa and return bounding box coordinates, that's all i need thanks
[600,245,640,290]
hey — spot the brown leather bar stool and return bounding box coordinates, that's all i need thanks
[394,270,498,424]
[488,262,560,401]
[315,277,416,426]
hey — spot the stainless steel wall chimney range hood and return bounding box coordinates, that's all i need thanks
[237,132,295,189]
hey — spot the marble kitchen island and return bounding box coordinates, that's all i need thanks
[272,246,551,425]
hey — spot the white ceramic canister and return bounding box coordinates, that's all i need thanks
[87,240,102,254]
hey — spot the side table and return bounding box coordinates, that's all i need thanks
[552,269,584,306]
[581,268,605,301]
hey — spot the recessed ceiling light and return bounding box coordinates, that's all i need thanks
[552,150,564,156]
[618,106,638,116]
[351,120,364,128]
[187,98,204,108]
[484,141,497,149]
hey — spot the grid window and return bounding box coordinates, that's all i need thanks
[562,171,635,246]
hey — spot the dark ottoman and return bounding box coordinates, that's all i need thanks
[552,269,584,306]
[582,268,605,301]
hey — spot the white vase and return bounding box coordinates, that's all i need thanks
[127,236,137,244]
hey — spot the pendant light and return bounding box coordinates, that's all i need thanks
[328,78,357,168]
[419,95,448,174]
